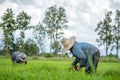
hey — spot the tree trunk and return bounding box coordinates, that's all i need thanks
[55,29,58,55]
[116,24,120,58]
[105,43,108,56]
[116,41,119,58]
[106,48,108,56]
[6,46,7,55]
[55,42,59,56]
[50,37,52,53]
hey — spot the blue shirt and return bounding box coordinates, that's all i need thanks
[71,41,99,69]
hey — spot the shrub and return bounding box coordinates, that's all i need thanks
[38,53,55,58]
[100,56,120,62]
[31,56,40,60]
[58,54,68,57]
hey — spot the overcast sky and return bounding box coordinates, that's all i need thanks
[0,0,120,56]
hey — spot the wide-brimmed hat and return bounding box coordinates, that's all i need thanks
[61,36,76,52]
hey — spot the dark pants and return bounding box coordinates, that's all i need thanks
[85,51,100,73]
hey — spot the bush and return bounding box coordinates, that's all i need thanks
[0,50,4,55]
[38,53,68,58]
[31,56,40,60]
[38,53,55,58]
[100,56,120,62]
[57,54,68,57]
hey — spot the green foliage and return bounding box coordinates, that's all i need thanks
[33,22,46,53]
[95,10,120,56]
[58,54,68,57]
[112,10,120,58]
[14,37,26,52]
[39,53,55,58]
[100,56,120,62]
[0,8,16,54]
[38,53,68,58]
[16,11,31,30]
[43,5,68,54]
[15,11,31,54]
[0,50,4,55]
[95,11,113,56]
[24,39,39,56]
[0,6,68,56]
[0,57,120,80]
[0,8,31,55]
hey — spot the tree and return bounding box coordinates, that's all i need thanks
[15,11,31,52]
[0,8,16,54]
[24,39,39,56]
[15,32,26,52]
[95,11,113,56]
[33,22,46,53]
[0,9,31,55]
[113,10,120,58]
[43,5,68,54]
[16,11,31,30]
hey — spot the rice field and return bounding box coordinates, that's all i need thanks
[0,56,120,80]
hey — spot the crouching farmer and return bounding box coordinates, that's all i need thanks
[61,36,100,73]
[11,51,27,64]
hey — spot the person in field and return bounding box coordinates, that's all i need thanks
[11,51,28,64]
[61,36,100,73]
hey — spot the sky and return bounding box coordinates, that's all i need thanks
[0,0,120,56]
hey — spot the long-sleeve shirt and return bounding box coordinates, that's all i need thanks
[71,41,99,69]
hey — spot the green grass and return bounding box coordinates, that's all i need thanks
[0,56,120,80]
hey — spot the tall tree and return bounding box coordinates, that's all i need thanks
[33,22,46,53]
[0,9,31,54]
[43,5,68,54]
[95,11,113,56]
[113,10,120,58]
[15,11,31,52]
[0,8,16,54]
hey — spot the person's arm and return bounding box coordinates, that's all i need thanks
[75,49,86,66]
[77,58,86,71]
[80,58,86,67]
[74,49,86,71]
[70,58,80,70]
[72,58,79,66]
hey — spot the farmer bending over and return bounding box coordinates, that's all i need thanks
[61,36,100,73]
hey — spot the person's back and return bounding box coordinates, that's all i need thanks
[11,51,27,64]
[73,42,99,55]
[61,36,100,73]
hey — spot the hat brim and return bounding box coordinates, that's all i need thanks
[63,36,76,52]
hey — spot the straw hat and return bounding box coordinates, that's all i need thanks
[61,36,76,52]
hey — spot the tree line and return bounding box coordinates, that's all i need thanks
[0,5,68,56]
[0,5,119,57]
[95,10,120,58]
